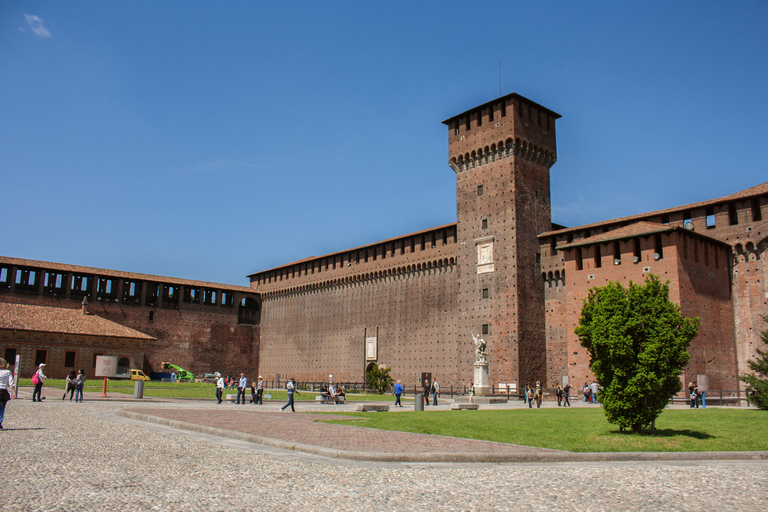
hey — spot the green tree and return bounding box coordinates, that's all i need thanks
[365,363,394,395]
[739,315,768,410]
[575,275,699,433]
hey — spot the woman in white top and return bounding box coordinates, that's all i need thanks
[0,357,14,429]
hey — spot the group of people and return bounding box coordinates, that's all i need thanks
[582,381,600,404]
[688,382,702,408]
[214,372,264,405]
[320,383,346,404]
[422,378,440,406]
[554,383,572,406]
[1,359,89,431]
[29,363,87,403]
[62,368,86,402]
[523,382,543,408]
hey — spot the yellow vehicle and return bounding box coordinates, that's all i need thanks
[130,369,150,381]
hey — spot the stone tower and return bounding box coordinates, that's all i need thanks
[442,93,560,389]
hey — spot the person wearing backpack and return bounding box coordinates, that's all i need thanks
[32,363,46,402]
[280,377,299,412]
[63,370,77,401]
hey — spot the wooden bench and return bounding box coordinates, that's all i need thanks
[356,404,389,412]
[316,394,345,404]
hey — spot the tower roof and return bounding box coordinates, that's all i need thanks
[441,92,561,126]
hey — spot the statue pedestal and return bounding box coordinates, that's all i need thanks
[473,361,491,396]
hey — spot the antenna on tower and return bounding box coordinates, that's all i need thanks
[499,61,502,96]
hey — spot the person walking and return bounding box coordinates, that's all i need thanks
[0,357,14,429]
[534,381,542,408]
[563,382,571,407]
[280,377,298,412]
[63,370,77,401]
[556,385,563,406]
[431,378,440,406]
[526,385,533,408]
[74,369,86,403]
[690,385,698,408]
[215,373,225,404]
[256,375,264,405]
[236,373,247,404]
[422,379,430,406]
[32,363,46,402]
[590,380,599,404]
[394,380,404,407]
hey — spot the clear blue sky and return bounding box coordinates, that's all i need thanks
[2,1,766,286]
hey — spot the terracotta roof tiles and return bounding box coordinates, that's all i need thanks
[0,302,155,340]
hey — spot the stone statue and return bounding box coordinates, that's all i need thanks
[471,331,487,363]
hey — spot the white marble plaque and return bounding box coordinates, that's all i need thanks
[476,239,495,274]
[366,336,377,361]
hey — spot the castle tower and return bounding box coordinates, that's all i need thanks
[443,93,560,390]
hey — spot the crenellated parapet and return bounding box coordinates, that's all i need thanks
[448,136,557,173]
[260,257,456,301]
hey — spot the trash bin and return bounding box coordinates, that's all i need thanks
[134,380,144,399]
[414,392,424,411]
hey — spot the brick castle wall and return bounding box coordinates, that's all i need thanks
[257,261,458,387]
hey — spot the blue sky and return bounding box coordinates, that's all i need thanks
[2,1,766,285]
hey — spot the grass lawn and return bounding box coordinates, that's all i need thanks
[16,379,392,401]
[321,407,768,452]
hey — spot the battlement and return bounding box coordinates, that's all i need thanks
[442,93,560,171]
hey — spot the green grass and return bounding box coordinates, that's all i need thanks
[321,408,768,452]
[16,379,394,401]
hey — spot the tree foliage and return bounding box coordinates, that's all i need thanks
[365,363,394,395]
[575,275,699,433]
[739,315,768,410]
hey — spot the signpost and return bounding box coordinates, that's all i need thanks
[95,355,117,397]
[12,355,20,399]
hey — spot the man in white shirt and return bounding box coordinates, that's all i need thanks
[215,373,225,404]
[255,375,264,405]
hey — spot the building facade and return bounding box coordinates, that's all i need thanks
[251,93,767,392]
[2,93,765,391]
[0,257,261,378]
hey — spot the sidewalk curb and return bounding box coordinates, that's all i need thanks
[116,410,768,463]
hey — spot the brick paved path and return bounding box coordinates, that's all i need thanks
[121,407,553,462]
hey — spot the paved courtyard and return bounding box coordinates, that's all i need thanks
[2,394,767,511]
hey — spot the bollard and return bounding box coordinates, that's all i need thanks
[134,380,144,399]
[702,391,706,408]
[414,392,424,411]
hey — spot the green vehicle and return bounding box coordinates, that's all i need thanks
[161,362,195,382]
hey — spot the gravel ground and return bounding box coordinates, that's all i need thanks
[2,399,767,511]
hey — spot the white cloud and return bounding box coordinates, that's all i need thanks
[23,14,52,38]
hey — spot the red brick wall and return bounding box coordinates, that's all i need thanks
[0,292,259,379]
[257,262,458,387]
[562,231,736,390]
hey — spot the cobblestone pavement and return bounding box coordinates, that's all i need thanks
[2,397,767,511]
